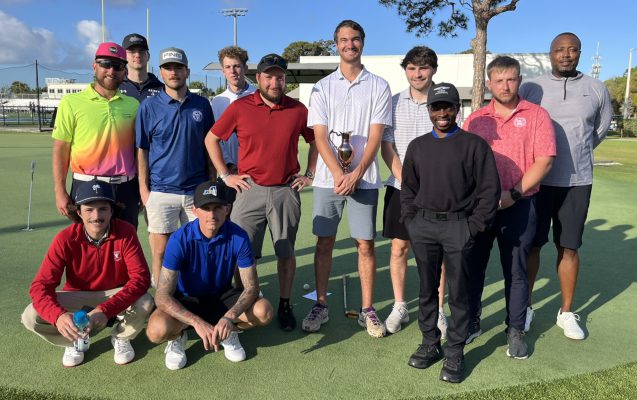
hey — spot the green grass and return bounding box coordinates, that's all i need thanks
[0,132,635,400]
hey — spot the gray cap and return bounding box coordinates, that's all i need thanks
[159,47,188,67]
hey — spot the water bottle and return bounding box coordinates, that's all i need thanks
[72,310,90,352]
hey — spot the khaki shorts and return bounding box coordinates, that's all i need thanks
[146,191,195,234]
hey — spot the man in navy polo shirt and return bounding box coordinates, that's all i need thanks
[146,180,273,370]
[136,47,215,286]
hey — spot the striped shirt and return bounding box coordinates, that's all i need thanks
[308,67,392,189]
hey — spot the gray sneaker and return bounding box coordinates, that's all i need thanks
[506,327,529,359]
[302,303,329,332]
[358,307,386,338]
[385,304,409,334]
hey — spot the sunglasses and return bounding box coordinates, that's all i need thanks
[96,59,126,72]
[260,55,288,70]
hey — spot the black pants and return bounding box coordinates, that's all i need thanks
[71,178,140,229]
[407,211,474,359]
[470,197,536,331]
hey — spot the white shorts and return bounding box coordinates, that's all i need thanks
[145,191,195,234]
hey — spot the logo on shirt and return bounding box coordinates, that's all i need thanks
[113,251,122,261]
[92,184,101,192]
[513,117,527,128]
[192,110,203,122]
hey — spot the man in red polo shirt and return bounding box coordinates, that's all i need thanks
[205,53,317,332]
[463,56,556,359]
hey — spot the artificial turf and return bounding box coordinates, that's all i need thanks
[0,133,635,399]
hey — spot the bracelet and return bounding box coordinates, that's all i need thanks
[221,316,235,325]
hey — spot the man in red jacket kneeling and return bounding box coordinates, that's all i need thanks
[22,180,153,367]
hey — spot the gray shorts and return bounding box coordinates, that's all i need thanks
[312,187,378,240]
[231,179,301,259]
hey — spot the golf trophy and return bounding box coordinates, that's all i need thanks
[335,131,355,173]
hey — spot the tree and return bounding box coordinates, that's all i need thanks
[10,81,31,94]
[282,40,336,63]
[189,81,212,98]
[380,0,519,111]
[605,67,637,117]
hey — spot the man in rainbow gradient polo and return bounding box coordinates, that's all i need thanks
[52,42,141,228]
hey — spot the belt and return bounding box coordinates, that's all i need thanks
[73,173,134,184]
[420,209,469,221]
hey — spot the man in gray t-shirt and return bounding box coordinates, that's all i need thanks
[519,32,611,341]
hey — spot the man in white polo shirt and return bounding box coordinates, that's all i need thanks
[302,19,392,338]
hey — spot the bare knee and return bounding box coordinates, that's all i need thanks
[146,311,178,344]
[390,239,409,259]
[356,239,375,258]
[316,236,336,254]
[252,298,273,326]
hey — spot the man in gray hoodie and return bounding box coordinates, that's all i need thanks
[519,32,611,340]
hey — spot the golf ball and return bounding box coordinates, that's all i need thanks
[303,283,310,290]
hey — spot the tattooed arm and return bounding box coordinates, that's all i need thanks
[155,267,217,351]
[212,264,259,347]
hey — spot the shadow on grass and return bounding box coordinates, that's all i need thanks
[0,218,69,234]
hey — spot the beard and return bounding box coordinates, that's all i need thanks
[259,87,282,104]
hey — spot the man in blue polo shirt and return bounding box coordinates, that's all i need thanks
[145,180,273,370]
[136,47,215,286]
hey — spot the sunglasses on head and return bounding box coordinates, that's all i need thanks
[261,55,287,70]
[96,59,126,72]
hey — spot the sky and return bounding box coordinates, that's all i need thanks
[1,0,636,89]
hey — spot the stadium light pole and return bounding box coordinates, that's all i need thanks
[623,48,634,120]
[220,8,248,46]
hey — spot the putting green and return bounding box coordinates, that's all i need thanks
[0,133,635,399]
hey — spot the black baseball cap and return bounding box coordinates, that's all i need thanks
[74,180,115,205]
[257,53,288,73]
[427,83,460,106]
[122,33,149,50]
[194,180,234,208]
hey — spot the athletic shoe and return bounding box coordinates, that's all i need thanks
[62,346,84,368]
[465,317,482,344]
[302,303,329,333]
[437,309,448,340]
[439,355,465,383]
[407,343,443,369]
[385,303,409,334]
[111,337,135,365]
[164,331,187,370]
[524,307,534,332]
[221,331,246,362]
[358,307,387,338]
[506,327,529,359]
[556,309,585,340]
[278,304,297,331]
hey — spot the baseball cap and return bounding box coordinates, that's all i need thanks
[122,33,149,50]
[194,180,234,208]
[95,42,127,63]
[257,53,288,73]
[427,83,460,106]
[159,47,188,67]
[74,180,115,205]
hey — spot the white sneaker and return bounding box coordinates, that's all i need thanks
[221,331,246,362]
[111,337,135,365]
[524,307,534,332]
[556,309,585,340]
[437,309,448,340]
[164,331,187,370]
[385,303,409,334]
[62,346,84,367]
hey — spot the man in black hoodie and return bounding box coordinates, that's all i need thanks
[401,83,500,383]
[120,33,163,102]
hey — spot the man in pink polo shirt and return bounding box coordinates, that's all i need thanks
[463,56,556,359]
[205,53,317,332]
[52,42,140,228]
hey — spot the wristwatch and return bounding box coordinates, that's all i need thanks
[304,170,315,180]
[510,188,522,202]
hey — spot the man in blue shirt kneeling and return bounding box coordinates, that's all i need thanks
[146,180,273,370]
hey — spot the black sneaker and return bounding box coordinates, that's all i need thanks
[278,305,297,331]
[439,355,465,383]
[506,327,528,359]
[407,343,443,369]
[465,317,482,345]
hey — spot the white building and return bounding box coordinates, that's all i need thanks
[45,78,87,100]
